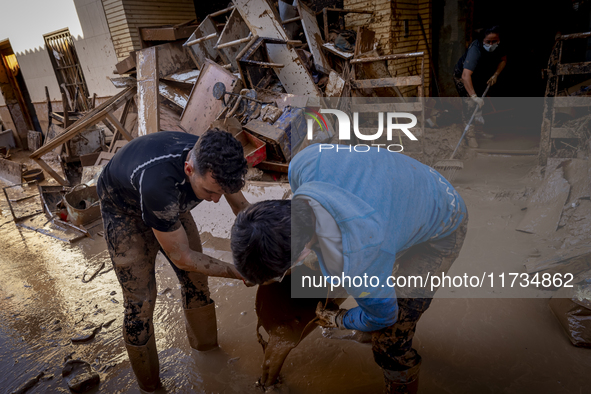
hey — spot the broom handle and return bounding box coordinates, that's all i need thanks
[450,84,491,159]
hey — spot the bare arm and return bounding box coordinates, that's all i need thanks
[495,56,507,76]
[224,190,250,215]
[153,225,242,279]
[461,69,477,97]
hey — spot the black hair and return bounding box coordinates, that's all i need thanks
[192,128,247,194]
[483,26,501,39]
[231,198,315,284]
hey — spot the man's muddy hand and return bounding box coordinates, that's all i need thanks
[315,302,347,329]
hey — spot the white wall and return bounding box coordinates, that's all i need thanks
[73,0,121,97]
[15,46,62,103]
[12,0,121,104]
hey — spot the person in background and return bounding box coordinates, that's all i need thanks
[453,26,507,147]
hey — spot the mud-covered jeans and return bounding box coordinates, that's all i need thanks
[371,215,468,382]
[98,182,211,346]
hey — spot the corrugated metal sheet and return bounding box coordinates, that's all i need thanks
[102,0,196,61]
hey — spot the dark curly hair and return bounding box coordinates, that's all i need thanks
[191,128,247,194]
[231,198,315,284]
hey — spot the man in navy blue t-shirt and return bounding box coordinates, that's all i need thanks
[97,129,249,392]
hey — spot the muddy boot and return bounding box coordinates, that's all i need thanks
[184,302,218,351]
[466,126,479,149]
[383,365,420,394]
[125,335,161,392]
[384,377,419,394]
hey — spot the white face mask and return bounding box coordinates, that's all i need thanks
[483,42,499,52]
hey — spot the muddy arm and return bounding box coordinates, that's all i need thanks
[153,226,242,279]
[224,190,250,216]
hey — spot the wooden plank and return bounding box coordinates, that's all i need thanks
[215,8,251,72]
[296,0,331,74]
[179,60,241,136]
[30,87,136,159]
[234,0,321,98]
[34,158,68,186]
[105,112,133,141]
[351,76,423,89]
[351,52,424,63]
[137,46,159,136]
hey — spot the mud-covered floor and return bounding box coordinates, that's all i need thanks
[1,155,590,394]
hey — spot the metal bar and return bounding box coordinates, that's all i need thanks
[215,35,252,49]
[209,5,235,17]
[240,59,284,68]
[281,16,302,25]
[186,33,218,47]
[557,31,591,40]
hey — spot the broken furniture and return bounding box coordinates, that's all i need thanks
[278,1,331,74]
[539,31,591,166]
[3,181,88,243]
[348,27,426,151]
[234,0,322,99]
[30,86,137,186]
[138,20,199,48]
[179,60,242,136]
[320,8,373,60]
[236,36,289,90]
[183,7,235,69]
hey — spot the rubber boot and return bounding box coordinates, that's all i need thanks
[384,377,419,394]
[383,364,420,394]
[124,335,161,392]
[184,302,218,351]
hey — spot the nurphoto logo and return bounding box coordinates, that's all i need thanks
[305,108,418,153]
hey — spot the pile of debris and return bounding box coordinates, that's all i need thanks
[21,0,427,187]
[518,158,591,347]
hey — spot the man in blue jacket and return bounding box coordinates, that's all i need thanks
[231,144,468,393]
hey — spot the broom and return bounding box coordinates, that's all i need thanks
[433,84,491,181]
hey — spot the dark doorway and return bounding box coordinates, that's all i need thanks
[0,39,41,150]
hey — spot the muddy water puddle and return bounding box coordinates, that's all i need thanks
[1,159,590,394]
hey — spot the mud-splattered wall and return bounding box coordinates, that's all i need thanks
[343,0,432,96]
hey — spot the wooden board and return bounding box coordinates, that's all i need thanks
[137,46,160,136]
[155,41,195,78]
[179,60,241,136]
[296,0,331,74]
[0,157,22,184]
[215,8,251,72]
[516,167,570,235]
[234,0,321,98]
